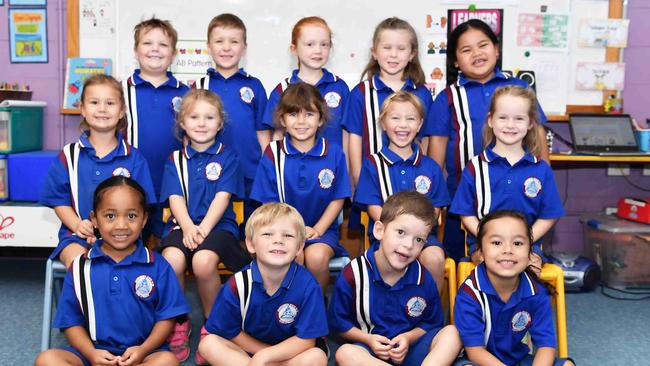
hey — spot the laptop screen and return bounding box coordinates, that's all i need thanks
[570,114,638,150]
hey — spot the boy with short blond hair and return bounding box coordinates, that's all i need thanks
[198,203,328,366]
[329,191,462,366]
[195,13,268,233]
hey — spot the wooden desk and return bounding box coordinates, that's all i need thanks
[551,154,650,163]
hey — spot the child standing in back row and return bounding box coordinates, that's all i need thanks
[450,86,564,270]
[262,16,350,150]
[122,17,190,242]
[344,17,434,188]
[41,74,155,269]
[159,89,249,364]
[195,13,268,230]
[426,19,548,261]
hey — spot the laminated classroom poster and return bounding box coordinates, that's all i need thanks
[63,58,113,109]
[170,40,215,83]
[8,8,48,63]
[575,62,625,91]
[517,13,569,50]
[578,19,630,48]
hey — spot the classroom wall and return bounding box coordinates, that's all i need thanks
[622,0,650,124]
[0,0,75,150]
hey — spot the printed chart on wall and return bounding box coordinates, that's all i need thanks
[8,8,48,63]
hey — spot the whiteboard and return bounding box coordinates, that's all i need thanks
[79,0,611,115]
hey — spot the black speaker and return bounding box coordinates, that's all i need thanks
[516,70,536,92]
[547,253,600,292]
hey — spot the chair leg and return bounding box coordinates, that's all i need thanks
[40,259,55,352]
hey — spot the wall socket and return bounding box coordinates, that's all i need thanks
[607,164,630,176]
[643,165,650,176]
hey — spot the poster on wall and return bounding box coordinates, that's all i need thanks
[575,62,625,91]
[447,8,503,84]
[578,19,629,48]
[517,13,569,50]
[63,58,112,109]
[170,40,215,83]
[8,8,48,63]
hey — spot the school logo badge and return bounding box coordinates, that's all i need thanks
[318,168,335,189]
[171,96,183,113]
[523,177,542,198]
[324,91,341,108]
[205,162,222,181]
[240,87,254,104]
[406,296,427,317]
[277,303,298,324]
[134,275,155,299]
[414,175,432,194]
[511,310,532,332]
[112,167,131,178]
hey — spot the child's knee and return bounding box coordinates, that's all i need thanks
[305,247,331,270]
[147,351,179,366]
[335,344,365,366]
[296,347,328,366]
[162,247,186,270]
[192,251,219,279]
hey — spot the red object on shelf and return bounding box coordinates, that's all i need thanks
[618,198,650,224]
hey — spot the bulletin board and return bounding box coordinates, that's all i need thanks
[66,0,625,117]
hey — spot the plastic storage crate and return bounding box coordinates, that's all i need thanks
[580,213,650,288]
[0,105,44,153]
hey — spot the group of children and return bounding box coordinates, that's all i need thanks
[34,11,574,366]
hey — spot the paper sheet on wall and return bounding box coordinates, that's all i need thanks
[528,53,569,115]
[79,0,115,59]
[170,40,215,83]
[578,19,629,48]
[576,62,625,91]
[517,13,569,51]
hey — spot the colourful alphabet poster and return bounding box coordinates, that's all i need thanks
[63,58,112,109]
[8,8,48,63]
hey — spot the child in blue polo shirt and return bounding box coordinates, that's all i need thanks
[426,19,548,261]
[454,210,574,366]
[159,89,249,363]
[123,17,190,241]
[330,191,461,366]
[450,86,564,271]
[262,16,350,149]
[344,17,433,188]
[198,202,329,366]
[35,176,190,366]
[251,82,351,292]
[196,13,268,229]
[41,74,155,269]
[355,91,449,291]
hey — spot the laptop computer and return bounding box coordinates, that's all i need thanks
[568,113,650,156]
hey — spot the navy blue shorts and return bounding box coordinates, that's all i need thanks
[353,327,441,366]
[61,345,169,366]
[453,354,573,366]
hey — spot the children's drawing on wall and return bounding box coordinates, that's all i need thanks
[578,19,629,48]
[8,8,48,63]
[575,62,625,91]
[425,13,447,34]
[80,0,115,36]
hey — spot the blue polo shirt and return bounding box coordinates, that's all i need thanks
[261,69,350,147]
[455,263,557,365]
[53,240,190,356]
[124,70,189,195]
[427,69,547,196]
[328,245,443,339]
[343,75,433,158]
[205,260,328,344]
[251,136,351,240]
[160,142,243,237]
[41,132,156,259]
[200,68,267,181]
[450,146,564,250]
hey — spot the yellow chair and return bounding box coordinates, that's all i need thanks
[360,211,456,323]
[456,261,568,358]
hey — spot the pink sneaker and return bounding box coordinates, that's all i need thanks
[168,319,191,362]
[194,325,210,365]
